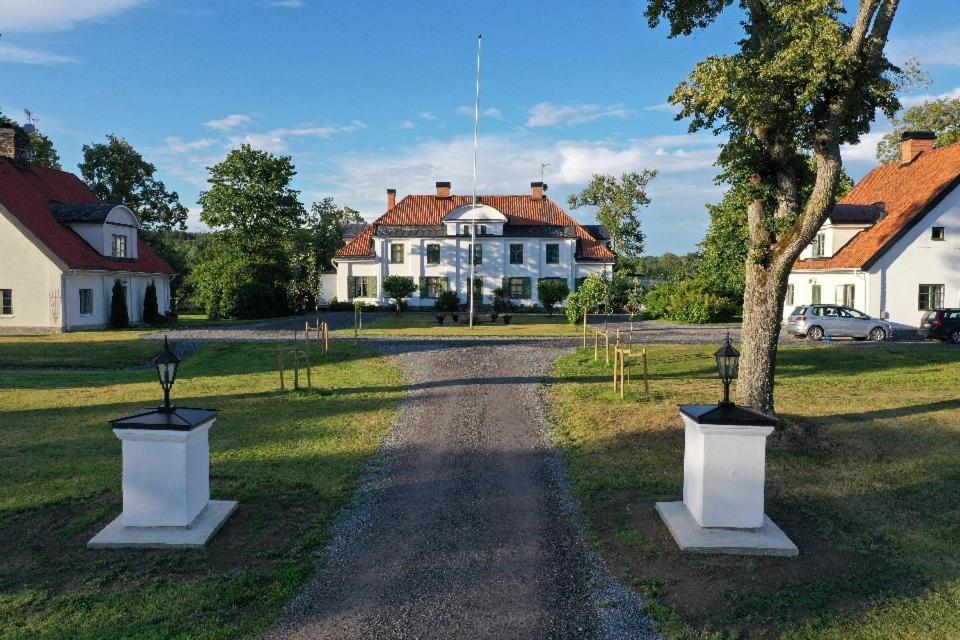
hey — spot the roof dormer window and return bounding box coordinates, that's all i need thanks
[112,234,127,258]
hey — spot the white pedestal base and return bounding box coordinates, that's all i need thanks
[656,501,797,557]
[88,500,238,549]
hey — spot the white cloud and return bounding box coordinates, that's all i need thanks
[455,106,503,119]
[159,136,217,154]
[204,114,254,132]
[643,102,681,114]
[900,86,960,108]
[269,0,304,7]
[401,120,416,129]
[841,130,888,167]
[0,0,145,32]
[0,42,78,65]
[526,102,632,128]
[889,31,960,68]
[418,112,436,120]
[231,123,364,153]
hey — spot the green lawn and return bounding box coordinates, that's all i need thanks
[550,344,960,639]
[0,331,161,368]
[0,333,405,639]
[339,311,580,337]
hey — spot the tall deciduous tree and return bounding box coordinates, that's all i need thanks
[567,171,657,258]
[192,145,307,319]
[79,134,188,231]
[646,0,905,414]
[876,96,960,163]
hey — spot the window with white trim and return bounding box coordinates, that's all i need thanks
[545,243,560,264]
[811,233,826,258]
[0,289,11,316]
[919,284,944,311]
[112,234,127,258]
[79,289,93,315]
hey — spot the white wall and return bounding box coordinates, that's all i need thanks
[65,206,140,259]
[871,185,960,327]
[336,235,613,307]
[0,208,64,333]
[63,273,172,330]
[798,223,869,259]
[785,271,872,318]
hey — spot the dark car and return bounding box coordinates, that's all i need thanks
[918,309,960,343]
[786,304,891,341]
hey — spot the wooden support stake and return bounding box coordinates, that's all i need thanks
[324,321,329,354]
[582,310,587,348]
[293,350,300,390]
[594,330,599,361]
[305,335,312,388]
[620,349,626,399]
[642,346,649,394]
[278,348,285,390]
[605,332,610,365]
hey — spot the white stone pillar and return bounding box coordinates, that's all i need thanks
[681,414,773,529]
[88,408,237,549]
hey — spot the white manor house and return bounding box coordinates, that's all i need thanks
[332,181,614,307]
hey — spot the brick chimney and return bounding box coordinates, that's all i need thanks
[531,181,547,199]
[436,181,451,198]
[0,128,16,159]
[901,131,936,164]
[387,188,397,209]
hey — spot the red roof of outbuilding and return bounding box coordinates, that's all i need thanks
[795,143,960,271]
[336,194,615,261]
[0,158,174,274]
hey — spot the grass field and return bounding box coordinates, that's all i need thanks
[0,332,405,639]
[339,311,580,337]
[550,344,960,639]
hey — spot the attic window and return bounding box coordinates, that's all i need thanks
[932,227,945,241]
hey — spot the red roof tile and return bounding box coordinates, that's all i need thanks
[796,143,960,270]
[335,194,615,261]
[0,158,174,274]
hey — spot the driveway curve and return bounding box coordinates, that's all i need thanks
[266,340,658,640]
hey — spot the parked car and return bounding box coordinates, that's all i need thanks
[786,304,891,341]
[918,309,960,343]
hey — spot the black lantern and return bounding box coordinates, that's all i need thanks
[154,336,180,412]
[714,333,740,406]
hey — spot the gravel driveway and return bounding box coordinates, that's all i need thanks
[266,340,658,640]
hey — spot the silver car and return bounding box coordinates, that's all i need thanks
[786,304,891,341]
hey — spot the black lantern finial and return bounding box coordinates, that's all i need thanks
[714,332,740,407]
[153,336,180,413]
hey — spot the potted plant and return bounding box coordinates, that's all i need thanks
[503,313,512,324]
[490,311,500,322]
[452,312,460,323]
[436,313,445,324]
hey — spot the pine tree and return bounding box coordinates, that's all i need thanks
[110,279,129,329]
[143,281,160,325]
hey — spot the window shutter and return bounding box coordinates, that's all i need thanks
[419,277,427,296]
[501,278,508,298]
[522,278,531,299]
[347,276,356,297]
[366,276,378,297]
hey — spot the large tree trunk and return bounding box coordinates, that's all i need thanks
[737,253,792,415]
[737,145,843,417]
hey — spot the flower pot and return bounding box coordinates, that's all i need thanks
[452,313,460,323]
[436,314,445,325]
[503,314,512,325]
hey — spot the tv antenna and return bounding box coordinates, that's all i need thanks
[540,162,551,183]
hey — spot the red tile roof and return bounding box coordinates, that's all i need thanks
[335,194,615,261]
[795,143,960,271]
[0,158,174,274]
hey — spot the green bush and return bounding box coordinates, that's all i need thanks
[142,281,161,325]
[644,280,739,324]
[537,279,570,316]
[435,290,460,312]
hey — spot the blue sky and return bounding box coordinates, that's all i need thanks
[4,1,960,254]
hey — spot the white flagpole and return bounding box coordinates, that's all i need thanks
[469,34,482,328]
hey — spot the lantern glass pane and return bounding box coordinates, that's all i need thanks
[157,362,176,385]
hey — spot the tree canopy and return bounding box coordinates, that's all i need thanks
[645,0,905,414]
[199,144,305,240]
[876,96,960,163]
[79,135,187,231]
[567,171,657,258]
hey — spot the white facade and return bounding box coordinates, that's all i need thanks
[335,234,610,307]
[788,185,960,328]
[0,203,173,334]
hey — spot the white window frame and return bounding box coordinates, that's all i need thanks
[545,243,560,264]
[112,234,127,258]
[0,289,11,316]
[79,288,94,316]
[919,284,944,311]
